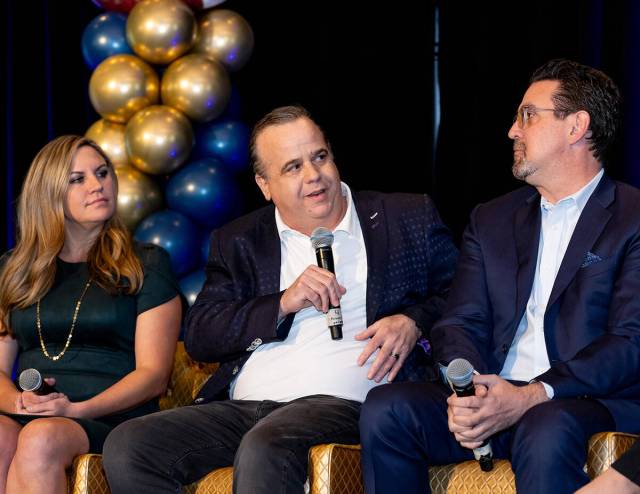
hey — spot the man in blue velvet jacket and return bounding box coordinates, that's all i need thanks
[360,59,640,494]
[103,105,457,493]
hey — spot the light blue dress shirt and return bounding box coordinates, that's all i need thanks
[500,169,604,398]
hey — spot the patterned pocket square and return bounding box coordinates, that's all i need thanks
[581,251,603,268]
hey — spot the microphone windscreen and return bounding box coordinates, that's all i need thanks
[446,358,474,388]
[18,368,43,392]
[310,227,334,249]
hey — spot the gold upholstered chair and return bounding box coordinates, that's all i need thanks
[67,343,639,494]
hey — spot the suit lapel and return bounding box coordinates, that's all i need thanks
[354,193,389,325]
[547,175,615,307]
[515,191,542,318]
[256,207,282,295]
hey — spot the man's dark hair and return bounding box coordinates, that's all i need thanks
[249,105,331,177]
[530,59,621,162]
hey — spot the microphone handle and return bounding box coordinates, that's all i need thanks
[37,380,58,396]
[315,247,343,340]
[451,383,475,397]
[451,382,494,472]
[315,247,336,273]
[326,304,343,340]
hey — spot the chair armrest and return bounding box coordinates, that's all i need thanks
[587,431,639,478]
[429,460,515,494]
[184,467,233,494]
[68,454,108,494]
[308,443,363,494]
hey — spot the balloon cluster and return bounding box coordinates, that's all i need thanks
[84,0,254,304]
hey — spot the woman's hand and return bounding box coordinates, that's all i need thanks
[15,377,79,416]
[15,392,81,417]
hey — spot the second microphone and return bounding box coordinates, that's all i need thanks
[446,358,494,472]
[18,368,57,395]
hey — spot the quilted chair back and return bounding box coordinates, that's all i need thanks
[159,342,219,410]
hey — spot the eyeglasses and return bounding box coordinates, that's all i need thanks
[513,106,560,129]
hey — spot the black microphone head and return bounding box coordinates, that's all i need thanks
[18,368,43,392]
[446,358,474,388]
[310,227,334,249]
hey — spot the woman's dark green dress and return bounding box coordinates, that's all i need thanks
[2,243,180,452]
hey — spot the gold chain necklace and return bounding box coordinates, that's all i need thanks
[36,279,92,361]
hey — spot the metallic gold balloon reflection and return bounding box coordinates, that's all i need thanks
[161,54,231,122]
[125,105,194,175]
[89,54,159,124]
[193,9,254,72]
[86,120,128,166]
[114,165,163,230]
[127,0,196,65]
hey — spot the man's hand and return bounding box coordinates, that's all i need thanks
[447,384,488,450]
[279,265,346,318]
[355,314,420,382]
[447,375,549,449]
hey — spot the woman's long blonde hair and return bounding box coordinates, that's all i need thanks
[0,135,144,336]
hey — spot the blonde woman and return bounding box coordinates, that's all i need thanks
[0,136,182,494]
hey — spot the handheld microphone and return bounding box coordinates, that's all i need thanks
[310,227,343,340]
[18,368,57,395]
[446,358,494,472]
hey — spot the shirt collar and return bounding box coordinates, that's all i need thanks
[275,182,354,237]
[540,168,604,212]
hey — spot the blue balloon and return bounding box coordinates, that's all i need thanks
[192,119,250,173]
[134,210,201,277]
[166,159,243,228]
[81,13,132,69]
[179,270,206,306]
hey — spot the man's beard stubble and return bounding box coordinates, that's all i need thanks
[511,144,537,181]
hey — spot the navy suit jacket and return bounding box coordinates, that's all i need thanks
[432,175,640,432]
[185,191,458,403]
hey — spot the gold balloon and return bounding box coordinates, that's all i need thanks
[114,165,163,230]
[125,105,194,175]
[161,54,231,122]
[127,0,196,65]
[89,54,159,124]
[193,9,254,72]
[86,120,128,166]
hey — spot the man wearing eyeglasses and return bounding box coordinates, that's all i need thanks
[359,59,640,494]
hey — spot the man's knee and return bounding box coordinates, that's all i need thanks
[235,424,288,468]
[509,400,614,493]
[512,400,600,464]
[360,385,401,440]
[103,417,152,480]
[233,422,307,493]
[515,401,587,448]
[360,382,442,440]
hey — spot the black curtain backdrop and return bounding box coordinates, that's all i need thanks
[1,0,638,251]
[434,0,634,240]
